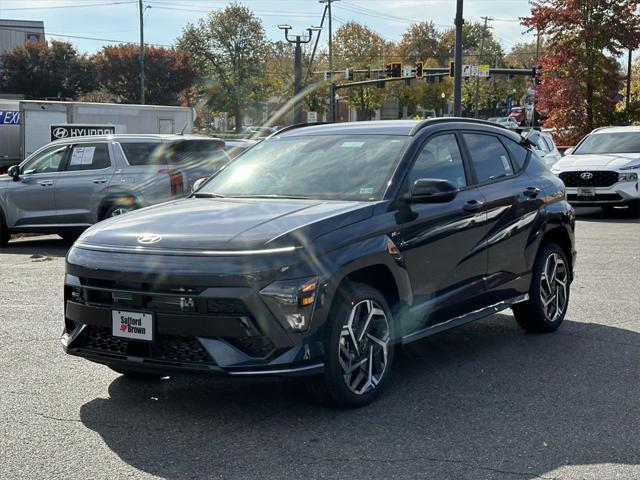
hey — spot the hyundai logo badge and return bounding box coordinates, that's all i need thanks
[52,127,69,139]
[137,234,162,245]
[580,172,594,180]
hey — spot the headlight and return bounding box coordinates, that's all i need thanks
[260,276,318,332]
[619,162,640,171]
[619,172,638,182]
[551,166,561,174]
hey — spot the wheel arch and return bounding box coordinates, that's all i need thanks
[538,226,574,280]
[97,191,143,220]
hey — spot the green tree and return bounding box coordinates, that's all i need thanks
[0,40,95,98]
[93,44,196,105]
[178,3,269,130]
[523,0,640,142]
[333,21,388,120]
[398,21,446,66]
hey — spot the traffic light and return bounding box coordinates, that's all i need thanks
[534,66,542,85]
[386,63,401,78]
[415,61,423,78]
[449,61,455,77]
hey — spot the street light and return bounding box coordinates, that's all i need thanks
[279,25,319,124]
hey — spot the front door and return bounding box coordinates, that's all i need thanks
[4,144,68,227]
[397,132,488,331]
[55,142,115,225]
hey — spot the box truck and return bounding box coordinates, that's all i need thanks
[0,100,195,170]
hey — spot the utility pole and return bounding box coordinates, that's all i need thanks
[453,0,463,116]
[627,48,633,111]
[320,0,338,121]
[279,25,317,124]
[532,30,541,127]
[474,16,491,118]
[138,0,145,104]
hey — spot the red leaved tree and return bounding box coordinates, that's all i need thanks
[523,0,640,144]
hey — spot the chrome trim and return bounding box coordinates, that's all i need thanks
[228,363,324,376]
[74,242,301,256]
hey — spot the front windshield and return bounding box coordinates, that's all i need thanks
[573,132,640,155]
[198,134,409,201]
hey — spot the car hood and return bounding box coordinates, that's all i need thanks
[554,152,640,170]
[77,197,375,252]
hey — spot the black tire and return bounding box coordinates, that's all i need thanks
[0,215,9,247]
[110,366,166,380]
[513,242,570,333]
[101,203,134,221]
[307,281,395,408]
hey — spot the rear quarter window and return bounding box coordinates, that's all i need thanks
[501,137,530,171]
[120,142,165,166]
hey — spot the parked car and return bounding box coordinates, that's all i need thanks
[532,131,562,168]
[61,119,575,407]
[551,126,640,211]
[488,117,519,130]
[508,107,526,126]
[0,134,229,245]
[223,138,259,158]
[244,126,278,136]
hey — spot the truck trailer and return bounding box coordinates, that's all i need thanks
[0,100,195,170]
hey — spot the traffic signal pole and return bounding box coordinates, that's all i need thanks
[474,16,491,118]
[453,0,463,116]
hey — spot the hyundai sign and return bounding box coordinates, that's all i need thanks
[0,111,20,125]
[50,124,116,141]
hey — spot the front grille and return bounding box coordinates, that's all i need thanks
[75,326,213,365]
[559,171,619,187]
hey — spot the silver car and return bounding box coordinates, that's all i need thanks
[0,134,229,245]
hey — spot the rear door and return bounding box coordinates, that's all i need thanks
[54,142,115,225]
[397,132,488,331]
[461,132,544,303]
[3,144,68,227]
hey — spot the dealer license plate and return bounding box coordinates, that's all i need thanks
[112,310,153,342]
[577,187,595,197]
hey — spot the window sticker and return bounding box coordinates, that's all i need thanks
[70,146,96,166]
[341,141,365,148]
[500,155,512,173]
[359,187,374,195]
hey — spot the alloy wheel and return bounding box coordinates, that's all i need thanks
[110,207,131,217]
[539,252,568,322]
[338,299,390,395]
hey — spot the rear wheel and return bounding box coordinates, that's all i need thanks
[307,282,395,408]
[102,203,134,220]
[513,242,570,333]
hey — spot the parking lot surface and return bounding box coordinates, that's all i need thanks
[1,208,639,480]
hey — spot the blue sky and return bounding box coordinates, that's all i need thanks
[0,0,537,54]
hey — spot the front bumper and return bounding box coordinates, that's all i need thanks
[61,251,329,376]
[566,181,639,206]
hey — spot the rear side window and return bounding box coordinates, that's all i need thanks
[67,143,111,171]
[165,140,229,165]
[501,137,530,171]
[120,142,165,165]
[408,134,467,188]
[464,133,513,182]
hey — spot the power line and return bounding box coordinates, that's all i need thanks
[0,1,135,11]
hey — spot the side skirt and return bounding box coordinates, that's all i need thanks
[401,293,529,345]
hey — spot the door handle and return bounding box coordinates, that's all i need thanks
[462,199,484,212]
[523,186,541,198]
[38,180,53,186]
[92,178,107,184]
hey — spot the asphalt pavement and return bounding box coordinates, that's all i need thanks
[1,207,639,480]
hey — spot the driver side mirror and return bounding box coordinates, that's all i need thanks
[408,178,459,203]
[191,177,207,193]
[7,165,19,181]
[563,147,574,156]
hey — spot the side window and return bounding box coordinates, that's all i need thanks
[67,143,111,171]
[463,133,513,183]
[21,145,67,174]
[407,134,467,189]
[501,137,530,171]
[119,142,166,165]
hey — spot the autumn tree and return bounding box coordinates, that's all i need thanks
[178,3,269,130]
[0,40,95,99]
[333,21,389,120]
[398,21,447,66]
[93,44,196,105]
[523,0,640,143]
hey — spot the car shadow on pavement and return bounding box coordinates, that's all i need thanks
[1,234,69,258]
[78,314,640,479]
[574,206,640,224]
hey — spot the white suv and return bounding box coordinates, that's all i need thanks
[551,126,640,211]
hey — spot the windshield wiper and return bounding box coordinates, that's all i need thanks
[225,194,313,200]
[193,192,225,198]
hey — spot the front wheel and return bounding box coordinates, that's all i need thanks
[307,282,395,408]
[513,242,570,333]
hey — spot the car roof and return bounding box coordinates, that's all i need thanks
[49,134,221,145]
[591,126,640,134]
[276,118,522,140]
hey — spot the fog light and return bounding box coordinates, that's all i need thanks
[260,277,319,332]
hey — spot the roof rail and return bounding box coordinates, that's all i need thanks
[267,122,334,138]
[409,117,500,135]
